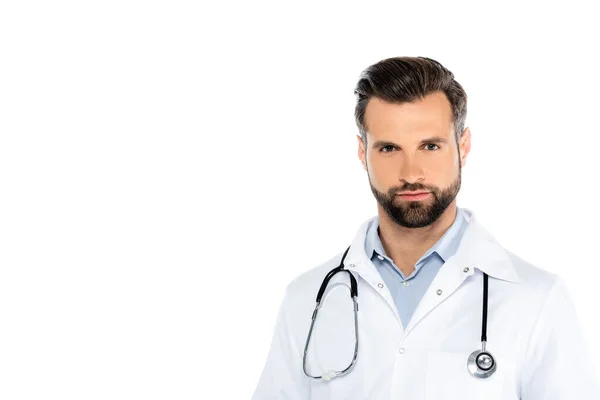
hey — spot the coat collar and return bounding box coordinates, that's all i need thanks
[343,207,523,284]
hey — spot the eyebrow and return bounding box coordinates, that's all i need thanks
[371,136,448,148]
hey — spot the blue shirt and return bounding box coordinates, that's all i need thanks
[364,207,470,328]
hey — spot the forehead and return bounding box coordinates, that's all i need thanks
[364,91,454,139]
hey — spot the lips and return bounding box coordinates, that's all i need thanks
[396,191,431,201]
[397,191,429,196]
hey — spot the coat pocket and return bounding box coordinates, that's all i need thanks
[425,351,509,400]
[309,370,365,400]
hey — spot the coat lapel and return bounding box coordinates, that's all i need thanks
[340,208,523,335]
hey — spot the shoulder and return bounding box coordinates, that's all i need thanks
[275,250,349,340]
[284,250,346,298]
[275,249,349,321]
[502,248,571,318]
[505,249,559,289]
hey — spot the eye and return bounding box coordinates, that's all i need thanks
[380,145,396,153]
[424,143,440,151]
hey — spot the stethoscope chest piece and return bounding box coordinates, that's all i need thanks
[466,272,497,379]
[467,348,497,378]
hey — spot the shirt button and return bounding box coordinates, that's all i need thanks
[398,347,405,354]
[402,281,409,286]
[436,289,443,295]
[377,255,384,260]
[463,267,470,273]
[377,283,384,288]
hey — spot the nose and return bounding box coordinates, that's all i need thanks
[400,153,425,183]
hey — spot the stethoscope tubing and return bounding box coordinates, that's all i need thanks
[303,244,496,381]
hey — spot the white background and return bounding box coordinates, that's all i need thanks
[1,1,598,399]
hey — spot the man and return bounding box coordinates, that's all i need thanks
[251,56,600,399]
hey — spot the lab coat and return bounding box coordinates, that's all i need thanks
[251,209,600,399]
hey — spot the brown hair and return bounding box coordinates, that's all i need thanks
[354,56,468,145]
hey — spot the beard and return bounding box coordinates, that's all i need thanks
[368,167,461,229]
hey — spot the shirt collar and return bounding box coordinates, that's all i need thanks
[345,207,523,284]
[364,207,468,264]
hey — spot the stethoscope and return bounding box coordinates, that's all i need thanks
[302,245,497,382]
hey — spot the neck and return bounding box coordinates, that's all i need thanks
[377,203,458,267]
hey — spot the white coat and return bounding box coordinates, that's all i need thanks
[251,208,600,400]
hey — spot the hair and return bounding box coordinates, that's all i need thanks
[354,56,468,146]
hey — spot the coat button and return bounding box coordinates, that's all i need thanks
[436,289,443,295]
[377,283,384,288]
[463,267,470,272]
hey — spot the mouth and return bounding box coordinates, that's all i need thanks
[396,192,431,201]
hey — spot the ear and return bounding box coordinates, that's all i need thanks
[459,127,471,168]
[357,135,367,170]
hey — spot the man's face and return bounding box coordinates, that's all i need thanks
[357,91,471,228]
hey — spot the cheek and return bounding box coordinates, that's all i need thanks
[428,152,459,176]
[366,162,392,191]
[368,158,393,179]
[415,162,457,193]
